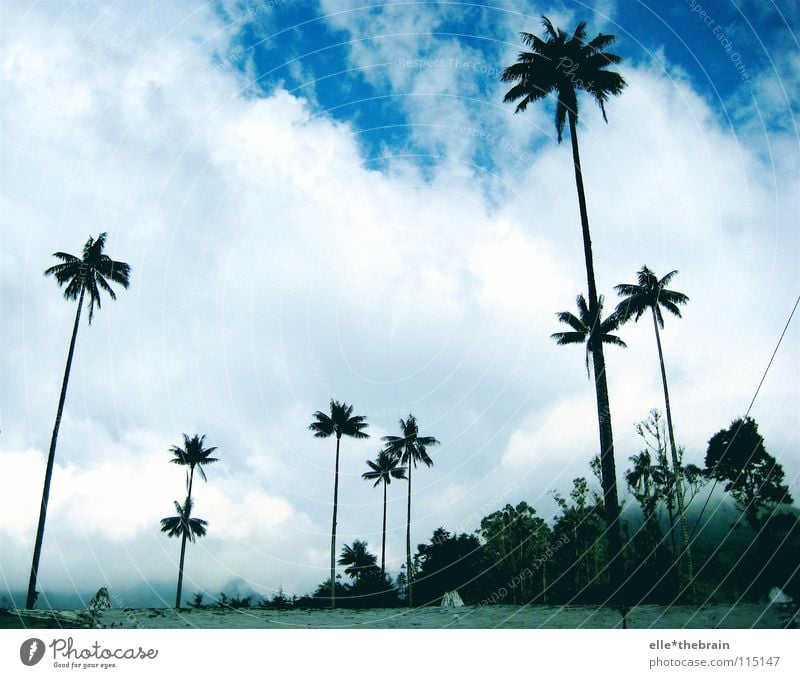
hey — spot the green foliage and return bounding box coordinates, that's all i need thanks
[189,592,205,609]
[413,529,487,606]
[259,587,294,610]
[338,540,380,582]
[549,477,609,603]
[478,503,551,604]
[214,592,253,609]
[705,417,793,529]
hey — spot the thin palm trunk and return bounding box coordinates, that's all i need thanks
[381,481,387,579]
[568,112,600,307]
[175,523,188,609]
[406,455,413,606]
[652,311,693,593]
[174,469,196,609]
[26,286,85,609]
[330,435,341,608]
[568,110,624,603]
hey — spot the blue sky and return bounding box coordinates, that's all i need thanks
[218,1,799,153]
[0,0,798,604]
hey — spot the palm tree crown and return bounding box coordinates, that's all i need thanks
[169,433,219,489]
[309,400,370,441]
[44,232,131,323]
[160,497,208,542]
[381,415,439,467]
[338,540,379,581]
[501,16,626,141]
[551,294,626,376]
[362,449,407,487]
[614,266,689,326]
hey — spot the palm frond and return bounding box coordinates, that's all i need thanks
[603,334,627,348]
[550,331,586,345]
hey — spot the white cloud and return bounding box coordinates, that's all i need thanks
[0,0,797,603]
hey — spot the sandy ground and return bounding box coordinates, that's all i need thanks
[4,604,797,629]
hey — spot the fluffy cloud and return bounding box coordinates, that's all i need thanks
[0,1,797,602]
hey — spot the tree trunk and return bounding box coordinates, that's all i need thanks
[330,435,341,609]
[381,481,387,579]
[174,468,196,609]
[567,112,599,308]
[542,559,547,604]
[568,110,624,607]
[590,347,624,597]
[26,287,86,609]
[176,524,188,609]
[406,455,413,606]
[652,311,693,595]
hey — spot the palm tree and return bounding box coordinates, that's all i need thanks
[309,400,369,608]
[502,17,627,600]
[167,433,218,607]
[615,266,693,590]
[160,497,208,608]
[362,450,407,578]
[382,415,439,606]
[26,233,131,609]
[338,540,379,583]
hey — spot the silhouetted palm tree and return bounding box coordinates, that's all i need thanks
[338,540,379,582]
[309,400,369,608]
[26,233,131,609]
[615,266,692,589]
[382,415,439,606]
[502,17,627,599]
[551,294,627,363]
[169,434,219,502]
[362,450,407,578]
[167,434,218,607]
[161,497,208,608]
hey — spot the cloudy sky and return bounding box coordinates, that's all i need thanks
[1,0,798,605]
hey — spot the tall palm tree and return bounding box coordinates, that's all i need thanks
[309,400,369,608]
[362,450,407,578]
[502,17,627,600]
[382,415,439,606]
[614,266,693,590]
[551,294,626,599]
[26,233,131,609]
[167,433,218,607]
[338,540,379,583]
[160,497,208,608]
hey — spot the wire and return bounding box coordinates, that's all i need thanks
[689,293,800,540]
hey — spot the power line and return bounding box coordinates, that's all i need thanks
[689,293,800,540]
